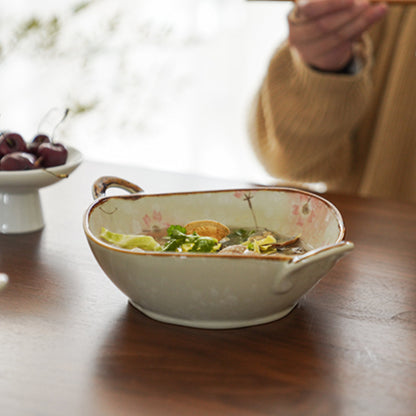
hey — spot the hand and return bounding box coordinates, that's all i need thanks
[288,0,388,72]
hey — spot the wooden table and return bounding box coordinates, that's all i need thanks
[1,161,415,416]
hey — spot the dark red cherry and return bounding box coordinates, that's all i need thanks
[0,152,37,170]
[0,132,27,156]
[37,142,68,167]
[27,134,50,155]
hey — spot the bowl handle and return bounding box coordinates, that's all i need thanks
[290,241,354,267]
[92,176,144,200]
[273,241,354,294]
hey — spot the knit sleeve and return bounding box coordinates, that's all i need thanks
[248,35,374,189]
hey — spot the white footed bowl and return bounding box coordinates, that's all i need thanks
[84,176,354,329]
[0,146,82,234]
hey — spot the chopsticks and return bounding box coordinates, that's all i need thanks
[246,0,415,4]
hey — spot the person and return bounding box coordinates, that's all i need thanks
[248,0,416,203]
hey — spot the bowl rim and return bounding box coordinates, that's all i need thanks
[83,186,346,262]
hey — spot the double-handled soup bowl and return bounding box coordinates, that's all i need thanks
[84,176,354,329]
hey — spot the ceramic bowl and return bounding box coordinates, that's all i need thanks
[84,176,354,329]
[0,146,82,234]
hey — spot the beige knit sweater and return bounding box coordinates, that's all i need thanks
[249,6,416,203]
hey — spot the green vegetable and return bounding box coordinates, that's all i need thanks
[226,228,256,245]
[162,225,220,253]
[245,234,277,254]
[189,236,219,253]
[99,224,221,254]
[162,225,188,252]
[100,227,162,251]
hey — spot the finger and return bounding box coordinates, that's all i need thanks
[335,3,388,41]
[314,3,387,52]
[296,0,356,21]
[294,4,387,62]
[289,0,370,43]
[313,1,371,33]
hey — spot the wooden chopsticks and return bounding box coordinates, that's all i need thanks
[246,0,415,4]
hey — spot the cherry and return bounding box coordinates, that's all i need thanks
[0,132,27,156]
[0,108,71,171]
[27,134,50,155]
[0,152,37,171]
[37,142,68,167]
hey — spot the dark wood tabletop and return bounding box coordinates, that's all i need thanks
[1,160,415,416]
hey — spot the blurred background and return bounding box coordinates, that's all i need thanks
[0,0,290,183]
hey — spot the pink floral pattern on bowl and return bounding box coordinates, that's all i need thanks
[141,210,170,233]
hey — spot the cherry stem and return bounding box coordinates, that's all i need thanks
[37,107,58,135]
[42,169,69,179]
[37,107,70,142]
[51,108,69,142]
